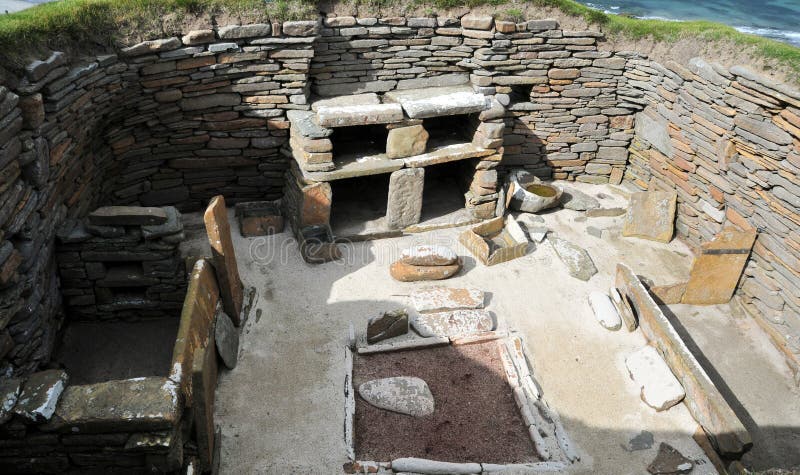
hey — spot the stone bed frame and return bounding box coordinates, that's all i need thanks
[343,328,579,474]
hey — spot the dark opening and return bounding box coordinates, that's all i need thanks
[508,84,533,104]
[420,160,470,223]
[330,124,389,160]
[329,173,391,237]
[421,114,475,145]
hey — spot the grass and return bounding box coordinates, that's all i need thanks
[1,0,799,79]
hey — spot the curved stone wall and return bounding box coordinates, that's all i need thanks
[0,13,798,378]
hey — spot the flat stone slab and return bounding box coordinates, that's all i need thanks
[301,154,404,182]
[648,443,694,474]
[88,206,167,226]
[205,196,243,324]
[411,309,494,338]
[316,103,403,127]
[215,310,239,369]
[358,377,434,417]
[384,85,491,119]
[286,110,332,139]
[142,206,182,239]
[622,191,677,243]
[392,457,481,474]
[13,369,67,423]
[390,261,461,282]
[616,263,751,455]
[43,377,180,433]
[626,346,685,411]
[548,236,598,281]
[367,309,409,344]
[588,291,622,331]
[410,287,485,313]
[403,141,494,168]
[310,93,380,111]
[561,186,600,211]
[399,245,458,266]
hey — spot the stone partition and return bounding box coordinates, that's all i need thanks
[621,58,800,379]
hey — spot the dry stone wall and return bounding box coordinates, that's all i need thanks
[621,57,800,376]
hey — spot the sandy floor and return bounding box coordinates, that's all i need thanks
[190,181,797,474]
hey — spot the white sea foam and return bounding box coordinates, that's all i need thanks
[735,26,800,46]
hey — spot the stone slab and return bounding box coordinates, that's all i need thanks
[410,287,484,313]
[648,443,693,474]
[386,168,424,230]
[548,236,598,281]
[367,309,409,344]
[301,154,404,182]
[622,191,677,243]
[193,334,219,471]
[88,206,167,226]
[384,85,490,119]
[626,346,686,411]
[682,227,757,305]
[411,309,494,338]
[459,216,528,266]
[399,245,458,266]
[43,377,180,434]
[0,377,21,424]
[615,263,751,455]
[215,310,239,369]
[12,369,67,423]
[610,287,637,332]
[286,110,332,139]
[310,93,380,111]
[588,291,622,331]
[636,110,673,157]
[204,195,243,324]
[358,377,434,417]
[390,261,461,282]
[316,103,403,127]
[141,206,182,239]
[171,259,219,407]
[391,457,481,474]
[403,141,494,168]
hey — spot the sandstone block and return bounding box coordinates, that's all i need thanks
[386,124,428,159]
[399,245,458,266]
[682,227,757,305]
[204,196,243,324]
[622,191,677,243]
[390,260,461,282]
[88,206,168,226]
[386,168,424,230]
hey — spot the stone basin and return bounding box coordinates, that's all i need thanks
[508,174,562,213]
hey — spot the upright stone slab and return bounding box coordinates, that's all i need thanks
[12,369,67,423]
[192,339,219,471]
[682,227,757,304]
[386,168,424,230]
[386,125,429,159]
[622,191,677,243]
[204,196,242,325]
[616,263,751,455]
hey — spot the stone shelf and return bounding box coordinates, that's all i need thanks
[384,85,491,119]
[300,138,491,182]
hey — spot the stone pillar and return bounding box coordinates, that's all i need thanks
[386,168,424,230]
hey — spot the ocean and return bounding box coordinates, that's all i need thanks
[577,0,800,47]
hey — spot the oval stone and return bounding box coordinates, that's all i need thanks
[399,245,458,266]
[358,377,434,417]
[390,260,460,282]
[588,291,622,331]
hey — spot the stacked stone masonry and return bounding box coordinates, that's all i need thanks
[0,13,798,383]
[620,57,800,377]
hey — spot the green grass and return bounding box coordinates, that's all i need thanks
[1,0,799,79]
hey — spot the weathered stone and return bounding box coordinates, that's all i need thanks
[215,310,239,369]
[142,206,182,239]
[610,287,637,332]
[236,201,284,237]
[316,103,403,127]
[622,191,677,243]
[13,369,67,423]
[0,377,22,424]
[548,236,597,281]
[367,309,409,344]
[287,110,332,139]
[390,261,461,282]
[180,93,241,112]
[734,115,792,146]
[205,195,243,325]
[44,377,180,434]
[399,245,458,266]
[635,110,673,157]
[218,24,271,39]
[509,175,561,213]
[121,38,181,56]
[461,15,494,30]
[411,309,494,338]
[626,346,685,411]
[386,168,424,230]
[588,291,621,331]
[459,216,529,266]
[193,338,218,470]
[561,186,600,211]
[649,282,687,305]
[391,458,481,474]
[586,207,626,217]
[402,142,493,168]
[616,263,751,455]
[386,124,429,159]
[682,227,757,305]
[411,287,484,313]
[88,206,168,226]
[358,377,434,417]
[18,93,45,128]
[282,20,319,36]
[182,30,215,45]
[648,443,693,474]
[384,86,490,119]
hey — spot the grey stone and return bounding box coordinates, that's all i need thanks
[215,310,239,369]
[0,377,22,424]
[282,20,319,36]
[391,458,481,474]
[586,226,604,238]
[310,93,379,111]
[561,187,600,211]
[635,110,673,157]
[88,206,168,226]
[588,291,621,330]
[734,115,792,146]
[384,85,490,119]
[411,309,494,338]
[358,377,434,417]
[85,223,125,238]
[386,168,424,230]
[626,346,685,411]
[548,236,598,281]
[142,206,182,239]
[367,309,409,344]
[121,38,181,56]
[180,93,241,111]
[286,110,332,139]
[648,443,694,474]
[208,42,239,53]
[218,24,271,39]
[316,103,403,127]
[13,369,68,423]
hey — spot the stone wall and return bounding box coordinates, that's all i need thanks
[621,57,800,377]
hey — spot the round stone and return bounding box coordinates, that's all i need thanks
[358,377,434,417]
